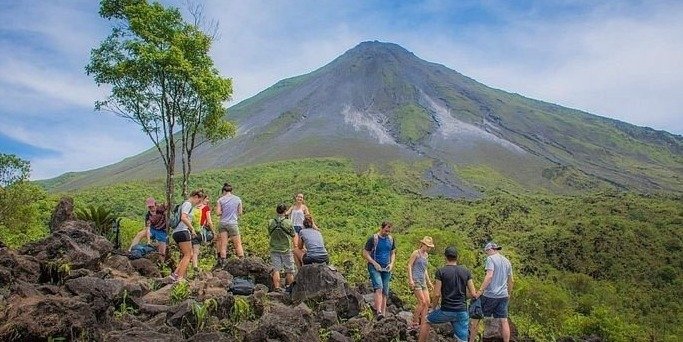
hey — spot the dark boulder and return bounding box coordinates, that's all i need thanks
[0,249,40,286]
[103,328,184,342]
[130,256,161,277]
[482,317,519,342]
[222,256,273,290]
[361,315,408,342]
[103,254,136,275]
[291,264,365,319]
[188,332,238,341]
[0,295,97,341]
[50,196,74,232]
[246,302,320,342]
[64,276,125,316]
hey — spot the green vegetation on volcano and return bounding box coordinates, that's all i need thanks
[3,158,681,341]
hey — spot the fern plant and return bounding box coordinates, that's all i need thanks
[75,204,117,236]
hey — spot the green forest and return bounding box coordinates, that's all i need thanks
[1,158,681,341]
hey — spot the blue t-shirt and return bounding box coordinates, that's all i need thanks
[364,234,396,268]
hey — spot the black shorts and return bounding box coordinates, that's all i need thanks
[303,254,329,265]
[172,230,192,244]
[480,296,509,318]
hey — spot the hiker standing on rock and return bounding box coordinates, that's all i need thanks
[170,189,205,282]
[408,236,435,329]
[285,193,311,248]
[128,197,157,250]
[293,214,329,267]
[268,203,296,291]
[216,183,244,265]
[362,221,396,320]
[469,242,513,342]
[419,246,476,342]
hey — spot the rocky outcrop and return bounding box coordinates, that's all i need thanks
[49,197,74,232]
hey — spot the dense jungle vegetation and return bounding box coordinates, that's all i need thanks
[1,158,681,341]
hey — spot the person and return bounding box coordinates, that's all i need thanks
[128,197,156,250]
[362,221,396,320]
[170,189,205,282]
[268,204,296,291]
[148,203,168,257]
[190,194,215,272]
[285,193,310,247]
[419,246,477,342]
[293,215,329,267]
[469,242,514,342]
[407,236,435,329]
[215,183,244,265]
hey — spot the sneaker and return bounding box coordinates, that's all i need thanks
[376,313,384,321]
[169,272,179,282]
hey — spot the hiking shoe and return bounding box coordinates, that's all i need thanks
[376,313,384,321]
[169,272,179,282]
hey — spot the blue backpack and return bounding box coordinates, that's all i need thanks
[128,243,156,260]
[169,204,183,229]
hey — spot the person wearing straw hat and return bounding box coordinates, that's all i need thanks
[469,242,513,342]
[407,236,435,330]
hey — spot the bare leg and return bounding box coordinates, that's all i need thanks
[231,235,244,258]
[418,320,430,342]
[469,319,480,342]
[293,248,304,268]
[285,272,294,286]
[421,289,430,325]
[272,270,281,289]
[412,287,426,326]
[174,241,193,279]
[373,289,383,314]
[381,293,388,315]
[501,318,510,342]
[192,244,200,268]
[220,231,228,259]
[157,242,167,257]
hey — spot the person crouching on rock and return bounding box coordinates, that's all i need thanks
[148,203,168,257]
[362,221,396,320]
[268,203,296,292]
[293,214,329,267]
[170,189,204,282]
[408,236,435,330]
[128,197,157,251]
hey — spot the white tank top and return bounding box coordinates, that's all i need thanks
[291,207,305,226]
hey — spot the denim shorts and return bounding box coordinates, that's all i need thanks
[481,296,509,318]
[427,309,469,342]
[303,253,329,265]
[367,264,392,296]
[150,228,168,244]
[411,277,428,290]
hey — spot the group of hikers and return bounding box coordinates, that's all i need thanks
[128,184,513,342]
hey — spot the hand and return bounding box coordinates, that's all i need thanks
[387,263,394,272]
[409,280,415,289]
[428,283,434,291]
[373,263,382,271]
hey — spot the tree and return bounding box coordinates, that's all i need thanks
[0,153,31,188]
[86,0,234,210]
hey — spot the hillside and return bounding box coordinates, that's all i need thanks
[14,158,680,341]
[41,41,683,195]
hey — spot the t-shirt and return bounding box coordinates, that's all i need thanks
[173,201,194,234]
[218,194,241,225]
[483,253,513,298]
[299,228,328,258]
[192,205,202,227]
[200,205,210,226]
[144,211,152,227]
[435,264,471,312]
[268,216,295,253]
[364,234,396,268]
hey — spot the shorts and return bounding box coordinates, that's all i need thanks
[293,225,303,234]
[270,251,296,273]
[219,223,240,237]
[367,264,392,296]
[427,309,469,342]
[480,296,509,318]
[411,277,428,290]
[172,230,192,244]
[303,254,329,265]
[150,229,168,244]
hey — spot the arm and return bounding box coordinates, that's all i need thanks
[303,205,310,216]
[297,235,305,250]
[467,279,477,299]
[206,211,215,232]
[388,248,396,271]
[215,200,222,216]
[431,280,442,309]
[407,250,418,287]
[426,270,433,290]
[362,249,381,270]
[238,202,243,216]
[477,269,494,297]
[181,212,196,235]
[507,272,514,298]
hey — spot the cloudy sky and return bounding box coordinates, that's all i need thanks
[1,0,682,180]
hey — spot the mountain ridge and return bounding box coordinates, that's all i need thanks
[41,41,683,195]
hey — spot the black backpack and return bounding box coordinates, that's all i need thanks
[230,277,255,295]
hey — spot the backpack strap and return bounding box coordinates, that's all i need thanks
[269,217,285,235]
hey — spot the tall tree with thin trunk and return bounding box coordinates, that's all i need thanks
[86,0,234,209]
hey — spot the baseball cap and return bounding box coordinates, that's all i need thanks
[145,197,155,207]
[444,246,458,258]
[484,242,502,251]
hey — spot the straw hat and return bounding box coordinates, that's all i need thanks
[420,236,435,248]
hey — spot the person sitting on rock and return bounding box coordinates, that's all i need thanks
[418,246,476,342]
[408,236,435,330]
[362,221,396,320]
[147,203,168,257]
[128,197,157,251]
[293,214,329,267]
[268,203,296,291]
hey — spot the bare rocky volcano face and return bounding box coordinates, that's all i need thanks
[44,41,682,195]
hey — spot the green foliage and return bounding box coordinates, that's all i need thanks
[75,204,117,236]
[191,298,217,333]
[395,104,432,143]
[0,181,52,247]
[36,158,683,340]
[230,296,254,323]
[114,290,138,319]
[170,280,190,304]
[0,153,31,187]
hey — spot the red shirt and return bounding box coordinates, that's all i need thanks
[200,205,211,226]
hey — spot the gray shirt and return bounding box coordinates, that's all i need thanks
[298,228,328,258]
[173,201,194,234]
[483,253,512,298]
[411,251,429,282]
[218,194,241,225]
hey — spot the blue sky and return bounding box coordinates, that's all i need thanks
[1,0,682,180]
